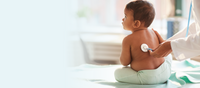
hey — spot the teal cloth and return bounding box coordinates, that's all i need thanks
[67,60,200,88]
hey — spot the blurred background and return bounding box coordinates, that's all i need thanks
[1,0,68,88]
[67,0,194,67]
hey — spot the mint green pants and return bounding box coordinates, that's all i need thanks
[114,55,172,84]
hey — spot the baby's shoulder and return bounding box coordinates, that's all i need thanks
[123,34,137,40]
[122,34,140,45]
[122,35,131,42]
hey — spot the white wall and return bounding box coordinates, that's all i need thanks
[0,0,70,88]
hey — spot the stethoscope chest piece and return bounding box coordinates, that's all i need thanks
[141,44,149,52]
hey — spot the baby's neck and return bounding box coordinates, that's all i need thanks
[132,27,148,32]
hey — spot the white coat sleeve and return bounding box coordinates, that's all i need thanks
[171,31,200,60]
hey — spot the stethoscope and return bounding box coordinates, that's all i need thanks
[141,1,192,53]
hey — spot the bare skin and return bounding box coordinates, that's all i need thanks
[120,8,165,71]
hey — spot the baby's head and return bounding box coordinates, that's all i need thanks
[122,0,155,30]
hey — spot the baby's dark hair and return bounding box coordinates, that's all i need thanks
[126,1,155,27]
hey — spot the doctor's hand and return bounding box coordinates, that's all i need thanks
[149,41,172,58]
[152,28,165,43]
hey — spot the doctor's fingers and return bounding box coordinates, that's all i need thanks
[155,50,170,58]
[152,28,165,43]
[149,50,163,58]
[149,45,170,58]
[149,45,161,57]
[163,50,172,57]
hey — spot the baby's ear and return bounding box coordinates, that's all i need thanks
[132,20,141,28]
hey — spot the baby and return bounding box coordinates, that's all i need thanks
[114,1,171,85]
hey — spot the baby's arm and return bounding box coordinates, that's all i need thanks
[120,36,131,66]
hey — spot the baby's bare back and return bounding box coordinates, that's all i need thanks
[129,29,164,71]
